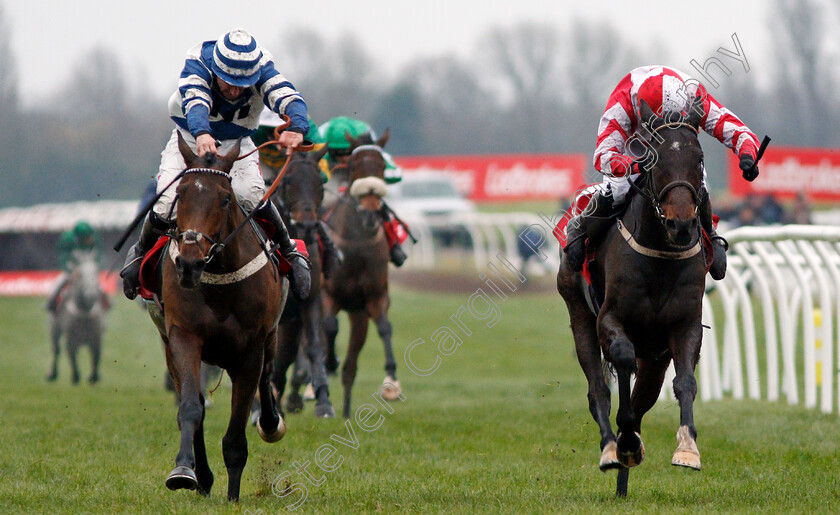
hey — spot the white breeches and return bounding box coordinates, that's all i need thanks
[153,128,265,219]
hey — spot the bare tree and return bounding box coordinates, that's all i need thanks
[770,0,839,146]
[478,23,562,152]
[271,29,382,123]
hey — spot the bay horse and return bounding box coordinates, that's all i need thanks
[159,134,287,501]
[270,147,336,418]
[46,250,108,384]
[557,97,708,496]
[322,129,403,418]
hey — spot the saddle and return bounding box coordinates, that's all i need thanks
[138,218,308,301]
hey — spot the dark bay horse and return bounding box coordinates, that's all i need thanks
[322,129,403,418]
[159,134,287,501]
[270,147,336,418]
[47,250,108,384]
[557,97,708,496]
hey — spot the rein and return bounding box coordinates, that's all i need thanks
[180,121,315,265]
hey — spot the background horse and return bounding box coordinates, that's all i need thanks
[47,250,108,384]
[322,129,403,418]
[158,134,287,501]
[270,147,336,418]
[556,97,708,496]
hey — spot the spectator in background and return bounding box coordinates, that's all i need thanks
[786,191,813,225]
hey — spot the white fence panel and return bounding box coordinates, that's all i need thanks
[704,225,840,415]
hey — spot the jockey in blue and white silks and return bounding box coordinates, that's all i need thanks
[121,29,312,302]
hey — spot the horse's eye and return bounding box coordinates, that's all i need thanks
[222,196,231,208]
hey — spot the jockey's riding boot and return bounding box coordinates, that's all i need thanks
[390,243,408,267]
[563,190,617,272]
[379,206,408,267]
[120,211,169,300]
[698,188,728,280]
[316,221,343,279]
[256,202,311,301]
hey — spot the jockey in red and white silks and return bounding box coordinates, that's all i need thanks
[576,65,760,213]
[563,65,762,281]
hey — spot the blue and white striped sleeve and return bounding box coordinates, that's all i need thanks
[256,59,309,134]
[179,51,214,137]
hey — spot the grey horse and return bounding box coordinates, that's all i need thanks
[46,250,109,384]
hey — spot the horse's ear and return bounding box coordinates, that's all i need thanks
[639,100,663,131]
[684,94,705,128]
[375,128,390,149]
[312,143,330,162]
[177,131,197,165]
[345,131,359,150]
[221,138,242,169]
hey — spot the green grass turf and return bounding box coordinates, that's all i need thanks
[0,284,838,514]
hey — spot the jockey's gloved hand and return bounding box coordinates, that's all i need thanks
[739,154,759,182]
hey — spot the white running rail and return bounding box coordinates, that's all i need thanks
[697,225,840,415]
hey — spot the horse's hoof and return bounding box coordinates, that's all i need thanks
[314,402,335,418]
[285,392,304,413]
[380,377,402,401]
[166,466,199,491]
[88,375,99,384]
[671,425,701,470]
[257,415,286,443]
[46,373,57,382]
[599,441,620,471]
[617,432,645,468]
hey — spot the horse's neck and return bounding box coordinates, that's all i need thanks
[622,194,670,250]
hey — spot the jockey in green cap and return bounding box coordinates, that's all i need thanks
[46,220,102,313]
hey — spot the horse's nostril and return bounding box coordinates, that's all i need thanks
[175,256,182,269]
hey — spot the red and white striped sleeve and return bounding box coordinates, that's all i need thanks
[700,87,759,159]
[593,72,636,177]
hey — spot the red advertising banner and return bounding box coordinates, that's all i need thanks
[398,154,588,202]
[0,271,118,296]
[729,147,840,200]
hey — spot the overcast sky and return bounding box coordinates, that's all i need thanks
[0,0,797,106]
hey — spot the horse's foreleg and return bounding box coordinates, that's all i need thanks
[303,300,335,417]
[193,396,214,496]
[273,320,301,414]
[67,338,81,385]
[341,311,369,419]
[46,317,61,381]
[224,363,261,502]
[599,313,643,468]
[88,331,101,384]
[322,296,339,375]
[671,327,702,470]
[369,297,402,402]
[257,330,286,443]
[165,327,203,492]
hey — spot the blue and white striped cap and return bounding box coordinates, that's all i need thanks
[211,29,263,87]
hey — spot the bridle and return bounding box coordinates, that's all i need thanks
[630,122,702,226]
[171,168,234,264]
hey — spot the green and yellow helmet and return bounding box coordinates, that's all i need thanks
[319,117,375,153]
